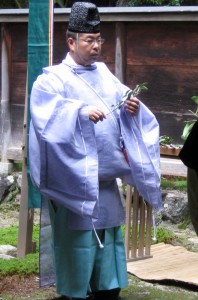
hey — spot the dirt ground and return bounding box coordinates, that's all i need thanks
[0,274,59,300]
[1,273,198,300]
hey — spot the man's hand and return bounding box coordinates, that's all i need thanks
[125,97,140,115]
[88,108,106,123]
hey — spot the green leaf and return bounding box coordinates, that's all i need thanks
[181,122,196,141]
[54,0,65,7]
[107,82,148,115]
[159,135,173,145]
[191,96,198,105]
[139,82,148,91]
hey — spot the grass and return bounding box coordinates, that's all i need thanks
[0,223,179,277]
[161,176,187,191]
[121,274,198,300]
[0,225,39,276]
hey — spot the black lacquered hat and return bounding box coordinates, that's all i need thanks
[68,2,100,33]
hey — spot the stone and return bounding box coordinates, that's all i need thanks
[161,190,188,224]
[0,174,21,204]
[0,254,16,260]
[0,162,13,175]
[0,245,17,257]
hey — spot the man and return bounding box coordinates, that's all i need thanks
[29,2,161,299]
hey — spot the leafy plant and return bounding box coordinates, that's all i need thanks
[108,82,148,115]
[128,0,182,6]
[15,0,28,8]
[181,95,198,140]
[152,226,176,244]
[0,0,29,8]
[122,224,177,247]
[159,135,173,146]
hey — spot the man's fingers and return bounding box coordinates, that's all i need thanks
[89,109,106,123]
[125,98,140,115]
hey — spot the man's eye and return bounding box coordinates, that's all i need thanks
[85,39,94,43]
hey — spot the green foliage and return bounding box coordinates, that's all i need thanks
[15,0,28,8]
[178,214,191,230]
[161,176,187,190]
[0,225,40,248]
[122,224,176,246]
[0,225,39,276]
[54,0,71,7]
[1,226,18,246]
[128,0,182,5]
[159,135,173,145]
[109,82,148,114]
[1,0,198,8]
[0,0,29,8]
[152,226,175,244]
[181,95,198,141]
[0,201,20,213]
[0,253,39,276]
[13,161,23,172]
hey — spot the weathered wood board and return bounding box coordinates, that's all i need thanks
[127,242,198,286]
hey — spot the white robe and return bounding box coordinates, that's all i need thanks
[29,53,162,230]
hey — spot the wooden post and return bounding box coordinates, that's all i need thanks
[17,76,35,258]
[145,204,152,256]
[138,196,146,257]
[125,185,133,260]
[1,24,11,163]
[131,188,139,258]
[115,22,126,83]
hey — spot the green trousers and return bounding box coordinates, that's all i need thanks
[187,168,198,235]
[47,201,128,298]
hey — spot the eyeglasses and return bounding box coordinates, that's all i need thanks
[79,38,105,45]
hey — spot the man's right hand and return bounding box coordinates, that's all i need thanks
[88,108,106,123]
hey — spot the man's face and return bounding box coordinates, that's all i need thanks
[68,32,104,66]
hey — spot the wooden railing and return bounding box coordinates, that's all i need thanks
[124,186,153,262]
[124,154,187,262]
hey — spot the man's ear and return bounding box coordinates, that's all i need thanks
[67,37,75,51]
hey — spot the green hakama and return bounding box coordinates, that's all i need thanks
[48,201,128,298]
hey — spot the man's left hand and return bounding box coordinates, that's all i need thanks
[125,97,140,115]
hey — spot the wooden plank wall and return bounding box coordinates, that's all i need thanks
[1,18,198,161]
[125,21,198,143]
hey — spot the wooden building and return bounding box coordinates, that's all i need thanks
[1,7,198,163]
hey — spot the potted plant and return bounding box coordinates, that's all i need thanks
[159,135,182,156]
